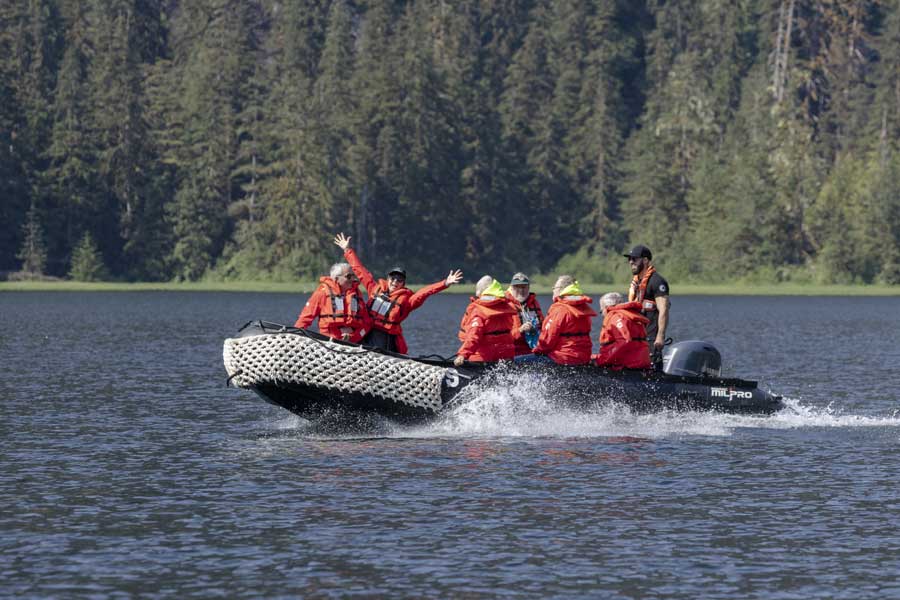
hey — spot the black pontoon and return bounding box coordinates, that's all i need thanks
[223,321,783,424]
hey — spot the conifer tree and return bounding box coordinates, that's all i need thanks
[346,1,402,260]
[68,230,108,281]
[165,0,261,279]
[2,0,61,271]
[17,201,48,276]
[437,0,528,274]
[86,0,168,278]
[45,10,99,264]
[313,0,357,237]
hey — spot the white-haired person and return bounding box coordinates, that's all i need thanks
[505,272,544,356]
[294,261,371,342]
[594,291,651,369]
[454,276,517,366]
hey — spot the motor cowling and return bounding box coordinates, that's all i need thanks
[663,340,722,378]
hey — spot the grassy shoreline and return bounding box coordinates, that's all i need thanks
[1,280,898,296]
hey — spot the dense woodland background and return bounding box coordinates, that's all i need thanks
[2,0,900,284]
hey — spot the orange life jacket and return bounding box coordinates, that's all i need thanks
[457,296,517,362]
[506,291,545,356]
[294,276,371,343]
[595,301,651,369]
[533,295,597,365]
[629,265,658,313]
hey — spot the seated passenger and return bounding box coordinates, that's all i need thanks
[294,262,371,342]
[505,272,544,356]
[594,292,651,369]
[453,276,517,366]
[532,275,596,365]
[333,232,462,353]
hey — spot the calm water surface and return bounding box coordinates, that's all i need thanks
[2,291,899,599]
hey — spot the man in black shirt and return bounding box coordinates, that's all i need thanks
[623,245,670,370]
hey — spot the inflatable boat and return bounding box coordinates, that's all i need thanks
[223,321,783,424]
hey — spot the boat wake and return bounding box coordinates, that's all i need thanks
[403,378,900,439]
[259,375,900,440]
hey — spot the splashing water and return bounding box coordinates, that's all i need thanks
[403,377,900,440]
[262,371,900,440]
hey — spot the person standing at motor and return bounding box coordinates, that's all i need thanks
[505,272,544,356]
[294,262,371,342]
[333,232,463,354]
[623,244,670,370]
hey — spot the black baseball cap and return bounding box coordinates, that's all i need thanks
[623,244,652,260]
[387,267,407,278]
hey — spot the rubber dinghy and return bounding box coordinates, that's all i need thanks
[223,321,783,424]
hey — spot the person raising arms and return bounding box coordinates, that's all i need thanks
[334,232,463,354]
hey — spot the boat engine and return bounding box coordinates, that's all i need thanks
[663,340,722,378]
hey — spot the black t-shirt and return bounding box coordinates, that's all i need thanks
[641,271,669,340]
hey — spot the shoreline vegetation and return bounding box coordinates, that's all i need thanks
[4,3,900,288]
[2,280,898,296]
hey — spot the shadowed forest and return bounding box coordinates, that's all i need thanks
[2,0,900,284]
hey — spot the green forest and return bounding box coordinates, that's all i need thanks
[2,0,900,285]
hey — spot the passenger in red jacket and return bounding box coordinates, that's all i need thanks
[505,272,544,356]
[333,233,462,354]
[454,276,517,365]
[294,262,371,343]
[532,276,597,365]
[595,292,651,369]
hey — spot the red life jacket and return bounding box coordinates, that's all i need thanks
[457,296,517,362]
[506,291,545,356]
[533,295,597,365]
[344,247,448,354]
[294,277,371,343]
[629,265,658,313]
[595,301,651,369]
[367,284,413,334]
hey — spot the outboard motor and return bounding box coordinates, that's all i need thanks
[663,340,722,378]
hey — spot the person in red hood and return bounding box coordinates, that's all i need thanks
[531,275,597,365]
[454,276,517,365]
[293,262,371,343]
[333,232,462,354]
[594,291,651,369]
[505,272,544,356]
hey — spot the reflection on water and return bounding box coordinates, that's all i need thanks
[2,291,900,599]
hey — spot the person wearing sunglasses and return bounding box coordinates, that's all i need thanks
[293,261,371,342]
[623,244,670,370]
[334,232,463,354]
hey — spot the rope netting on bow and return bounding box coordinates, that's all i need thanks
[223,332,447,412]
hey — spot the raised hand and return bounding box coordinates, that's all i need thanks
[333,232,351,250]
[445,269,463,286]
[453,355,465,366]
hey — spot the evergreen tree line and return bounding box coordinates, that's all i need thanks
[2,0,899,284]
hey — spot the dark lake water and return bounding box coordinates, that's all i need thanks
[2,291,899,599]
